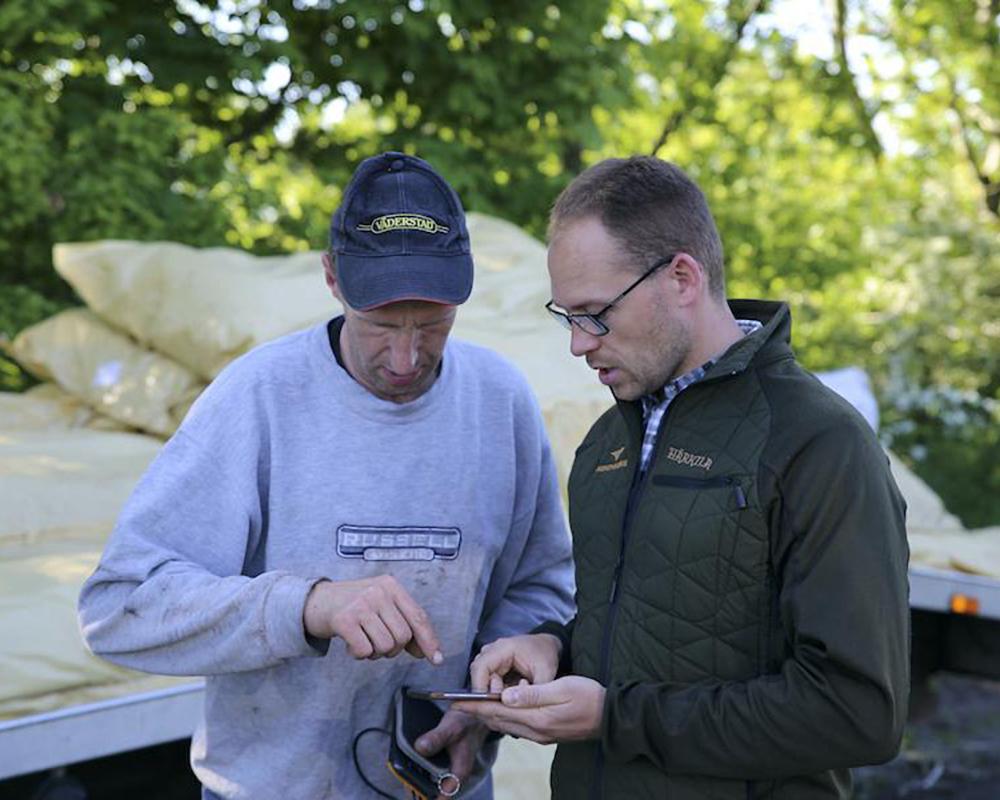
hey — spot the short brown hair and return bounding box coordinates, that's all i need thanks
[548,157,726,299]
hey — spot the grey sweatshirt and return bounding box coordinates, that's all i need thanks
[78,320,575,799]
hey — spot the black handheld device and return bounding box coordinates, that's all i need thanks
[387,687,460,799]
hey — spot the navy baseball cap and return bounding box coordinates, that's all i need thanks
[330,151,474,311]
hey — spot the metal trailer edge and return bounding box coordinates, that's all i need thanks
[0,682,204,781]
[909,565,1000,619]
[909,565,1000,687]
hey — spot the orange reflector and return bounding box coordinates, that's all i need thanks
[950,594,980,615]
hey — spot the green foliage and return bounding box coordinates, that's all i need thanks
[0,285,71,391]
[272,0,633,235]
[0,284,64,338]
[882,384,999,529]
[52,107,230,245]
[593,0,998,526]
[0,72,53,248]
[0,71,62,299]
[0,0,995,523]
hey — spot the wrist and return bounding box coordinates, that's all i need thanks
[302,579,333,639]
[536,632,563,664]
[589,684,607,741]
[530,620,573,676]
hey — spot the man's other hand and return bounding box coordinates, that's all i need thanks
[303,576,443,664]
[469,633,562,693]
[453,676,605,744]
[415,708,491,799]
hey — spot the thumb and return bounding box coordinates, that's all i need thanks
[502,682,545,708]
[415,711,464,755]
[415,729,442,755]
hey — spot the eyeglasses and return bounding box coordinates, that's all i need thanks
[545,254,677,336]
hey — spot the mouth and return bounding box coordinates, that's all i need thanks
[594,366,619,386]
[383,369,421,387]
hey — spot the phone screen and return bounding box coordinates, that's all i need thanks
[406,688,502,701]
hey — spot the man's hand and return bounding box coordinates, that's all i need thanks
[414,708,491,800]
[453,676,605,745]
[469,633,563,693]
[302,576,443,663]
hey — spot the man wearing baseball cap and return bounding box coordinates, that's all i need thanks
[79,152,575,799]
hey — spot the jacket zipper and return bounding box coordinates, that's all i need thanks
[589,392,749,798]
[590,458,649,800]
[590,416,662,800]
[651,474,748,509]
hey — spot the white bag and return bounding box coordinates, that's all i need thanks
[9,308,203,437]
[54,241,338,380]
[0,383,128,432]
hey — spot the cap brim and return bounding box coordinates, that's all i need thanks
[337,252,474,311]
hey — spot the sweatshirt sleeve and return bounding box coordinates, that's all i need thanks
[475,389,576,646]
[600,425,910,778]
[78,392,323,676]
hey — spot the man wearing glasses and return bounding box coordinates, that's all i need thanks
[457,156,910,799]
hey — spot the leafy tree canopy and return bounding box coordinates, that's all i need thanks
[0,0,996,523]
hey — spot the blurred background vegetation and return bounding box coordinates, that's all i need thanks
[0,0,996,524]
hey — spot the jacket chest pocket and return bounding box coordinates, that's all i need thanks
[651,473,748,510]
[626,473,767,672]
[644,473,762,584]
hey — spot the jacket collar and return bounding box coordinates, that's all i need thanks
[702,299,792,380]
[614,299,792,441]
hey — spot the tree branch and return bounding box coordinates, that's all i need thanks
[944,78,1000,217]
[650,0,768,156]
[223,98,286,147]
[834,0,882,158]
[649,110,683,157]
[927,46,1000,219]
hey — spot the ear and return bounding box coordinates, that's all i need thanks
[321,252,343,302]
[668,253,706,307]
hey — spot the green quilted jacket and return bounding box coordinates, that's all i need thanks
[543,300,909,800]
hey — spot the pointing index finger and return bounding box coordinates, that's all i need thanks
[391,582,443,664]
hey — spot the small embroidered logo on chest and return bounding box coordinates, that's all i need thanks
[595,446,629,473]
[665,446,714,471]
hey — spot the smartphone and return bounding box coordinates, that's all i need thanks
[406,688,501,701]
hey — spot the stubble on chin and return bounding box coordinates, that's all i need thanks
[645,316,692,395]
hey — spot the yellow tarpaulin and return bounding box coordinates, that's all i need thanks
[9,309,203,437]
[0,383,127,433]
[0,428,161,549]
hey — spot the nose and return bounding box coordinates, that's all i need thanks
[388,329,419,374]
[569,324,600,358]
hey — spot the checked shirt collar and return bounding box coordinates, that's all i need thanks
[638,319,762,473]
